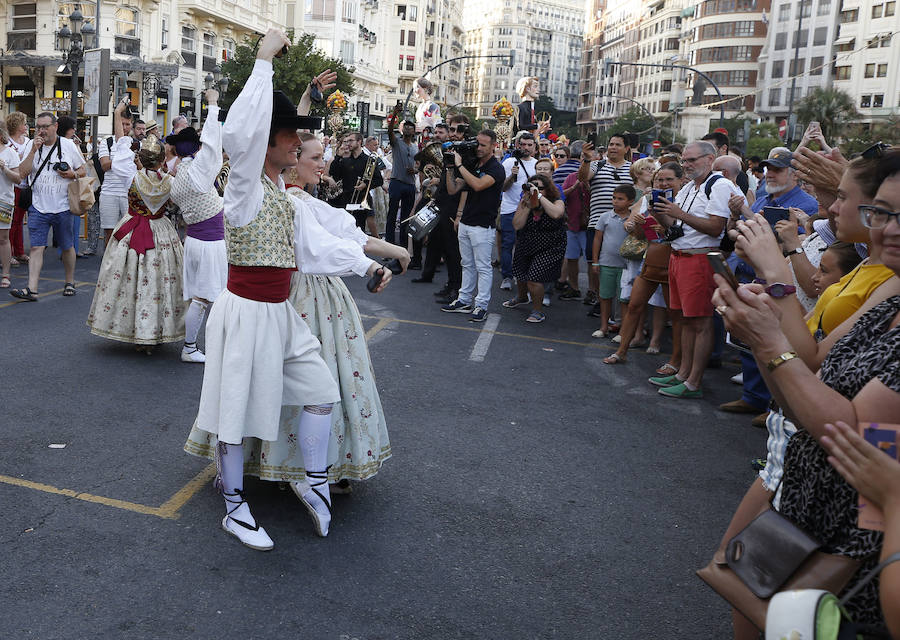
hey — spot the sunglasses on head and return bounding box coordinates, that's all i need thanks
[861,142,890,159]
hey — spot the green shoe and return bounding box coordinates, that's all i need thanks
[658,382,703,399]
[648,374,681,387]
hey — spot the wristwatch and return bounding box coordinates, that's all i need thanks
[783,247,804,257]
[766,350,798,371]
[765,282,797,298]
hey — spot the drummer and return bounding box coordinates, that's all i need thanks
[327,132,383,233]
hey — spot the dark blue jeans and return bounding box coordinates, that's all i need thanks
[386,181,416,246]
[740,351,771,411]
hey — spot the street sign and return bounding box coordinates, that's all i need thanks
[778,119,787,139]
[651,140,661,148]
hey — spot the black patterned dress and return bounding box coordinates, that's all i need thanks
[779,295,900,625]
[511,208,566,283]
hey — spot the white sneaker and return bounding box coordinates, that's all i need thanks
[181,346,206,363]
[221,508,274,551]
[542,294,550,307]
[591,329,606,339]
[731,373,744,385]
[500,277,512,290]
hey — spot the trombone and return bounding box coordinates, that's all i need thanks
[346,153,378,211]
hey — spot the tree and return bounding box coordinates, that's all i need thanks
[533,95,579,141]
[219,31,355,119]
[745,122,783,159]
[795,87,860,141]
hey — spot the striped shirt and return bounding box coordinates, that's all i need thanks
[551,159,580,201]
[588,159,633,229]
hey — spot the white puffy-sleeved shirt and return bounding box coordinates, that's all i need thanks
[99,136,136,197]
[170,105,225,225]
[222,59,374,279]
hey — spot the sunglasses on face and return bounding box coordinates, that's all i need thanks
[612,169,621,181]
[859,204,900,229]
[681,155,710,163]
[553,153,567,158]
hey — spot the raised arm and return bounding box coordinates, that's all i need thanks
[188,92,224,193]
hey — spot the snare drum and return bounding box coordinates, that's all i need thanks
[407,201,441,241]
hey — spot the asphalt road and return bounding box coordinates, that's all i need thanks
[1,251,762,639]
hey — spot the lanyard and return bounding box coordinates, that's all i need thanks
[675,173,711,227]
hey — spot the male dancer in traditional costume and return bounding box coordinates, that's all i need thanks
[192,29,390,550]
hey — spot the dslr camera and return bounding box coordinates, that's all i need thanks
[511,148,529,160]
[661,224,685,243]
[53,161,71,172]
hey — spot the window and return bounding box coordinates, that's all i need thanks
[839,8,858,21]
[813,26,827,45]
[873,94,884,107]
[406,55,415,71]
[865,63,875,77]
[161,17,168,49]
[792,28,808,47]
[775,32,787,49]
[735,20,754,35]
[223,38,236,61]
[810,56,824,75]
[202,32,216,57]
[834,65,851,80]
[877,63,888,77]
[769,88,781,105]
[872,3,883,17]
[836,38,855,51]
[408,30,416,46]
[409,4,417,19]
[887,1,896,15]
[181,25,196,52]
[882,34,893,46]
[285,2,295,24]
[396,4,406,19]
[339,40,354,64]
[771,60,784,77]
[398,55,404,70]
[860,94,871,108]
[9,2,37,49]
[778,3,790,20]
[818,0,831,14]
[789,58,805,75]
[305,0,336,20]
[115,7,138,37]
[400,29,405,45]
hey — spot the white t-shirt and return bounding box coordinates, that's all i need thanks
[99,136,136,197]
[28,136,85,213]
[0,146,22,204]
[670,172,743,251]
[500,156,537,215]
[8,136,32,187]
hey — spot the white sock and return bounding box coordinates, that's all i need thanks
[216,441,254,525]
[184,299,208,348]
[298,405,333,510]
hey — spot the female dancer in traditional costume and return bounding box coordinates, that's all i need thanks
[87,101,184,352]
[167,89,228,363]
[186,30,394,550]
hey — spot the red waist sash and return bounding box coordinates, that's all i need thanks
[226,265,295,303]
[114,211,165,255]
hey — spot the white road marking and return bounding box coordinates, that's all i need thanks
[468,314,501,362]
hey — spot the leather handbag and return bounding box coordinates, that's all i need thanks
[619,233,648,260]
[696,508,860,630]
[639,242,670,283]
[68,176,97,216]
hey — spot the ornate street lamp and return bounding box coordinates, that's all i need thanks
[59,9,96,116]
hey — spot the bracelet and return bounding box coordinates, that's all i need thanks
[591,262,600,266]
[766,350,799,371]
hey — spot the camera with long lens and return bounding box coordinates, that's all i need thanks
[442,139,478,171]
[511,148,529,160]
[52,161,71,172]
[662,224,685,243]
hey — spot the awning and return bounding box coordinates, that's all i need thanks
[0,51,178,75]
[833,36,854,46]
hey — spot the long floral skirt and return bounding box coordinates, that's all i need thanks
[86,215,185,345]
[184,272,392,482]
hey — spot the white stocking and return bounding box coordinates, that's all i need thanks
[184,299,208,348]
[215,440,255,526]
[297,404,333,533]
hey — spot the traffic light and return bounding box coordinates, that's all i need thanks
[603,58,614,76]
[507,50,516,68]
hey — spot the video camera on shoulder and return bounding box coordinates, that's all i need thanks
[442,139,478,172]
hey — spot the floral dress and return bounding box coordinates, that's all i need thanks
[86,171,185,345]
[779,295,900,625]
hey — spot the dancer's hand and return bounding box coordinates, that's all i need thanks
[258,28,290,62]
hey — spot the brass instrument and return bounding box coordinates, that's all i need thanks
[347,152,378,211]
[418,142,444,201]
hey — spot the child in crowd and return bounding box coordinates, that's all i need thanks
[590,184,636,338]
[810,241,865,299]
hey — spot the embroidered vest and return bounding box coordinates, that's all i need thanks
[226,176,296,268]
[170,158,225,226]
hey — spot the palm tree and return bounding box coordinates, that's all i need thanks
[795,88,860,140]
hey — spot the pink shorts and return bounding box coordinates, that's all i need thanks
[668,252,716,317]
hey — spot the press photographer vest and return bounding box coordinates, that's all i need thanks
[226,176,296,268]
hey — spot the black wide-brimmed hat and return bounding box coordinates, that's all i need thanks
[166,126,201,146]
[272,90,322,131]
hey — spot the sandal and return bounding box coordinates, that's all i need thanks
[9,257,19,267]
[0,275,9,288]
[502,297,529,309]
[646,345,661,355]
[15,255,28,263]
[655,363,678,376]
[525,311,545,323]
[9,287,37,301]
[63,282,76,297]
[603,353,626,365]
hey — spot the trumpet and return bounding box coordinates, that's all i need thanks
[347,153,378,211]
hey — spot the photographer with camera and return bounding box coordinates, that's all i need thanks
[498,132,538,291]
[10,112,86,301]
[648,140,743,399]
[441,128,505,322]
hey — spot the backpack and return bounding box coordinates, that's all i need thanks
[91,136,115,188]
[704,173,723,198]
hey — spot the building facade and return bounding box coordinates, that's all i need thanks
[463,0,584,120]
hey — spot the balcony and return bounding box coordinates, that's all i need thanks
[7,31,36,50]
[181,51,197,68]
[202,55,218,72]
[115,36,141,57]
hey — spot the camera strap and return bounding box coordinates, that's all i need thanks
[515,157,532,180]
[675,172,717,227]
[28,138,61,189]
